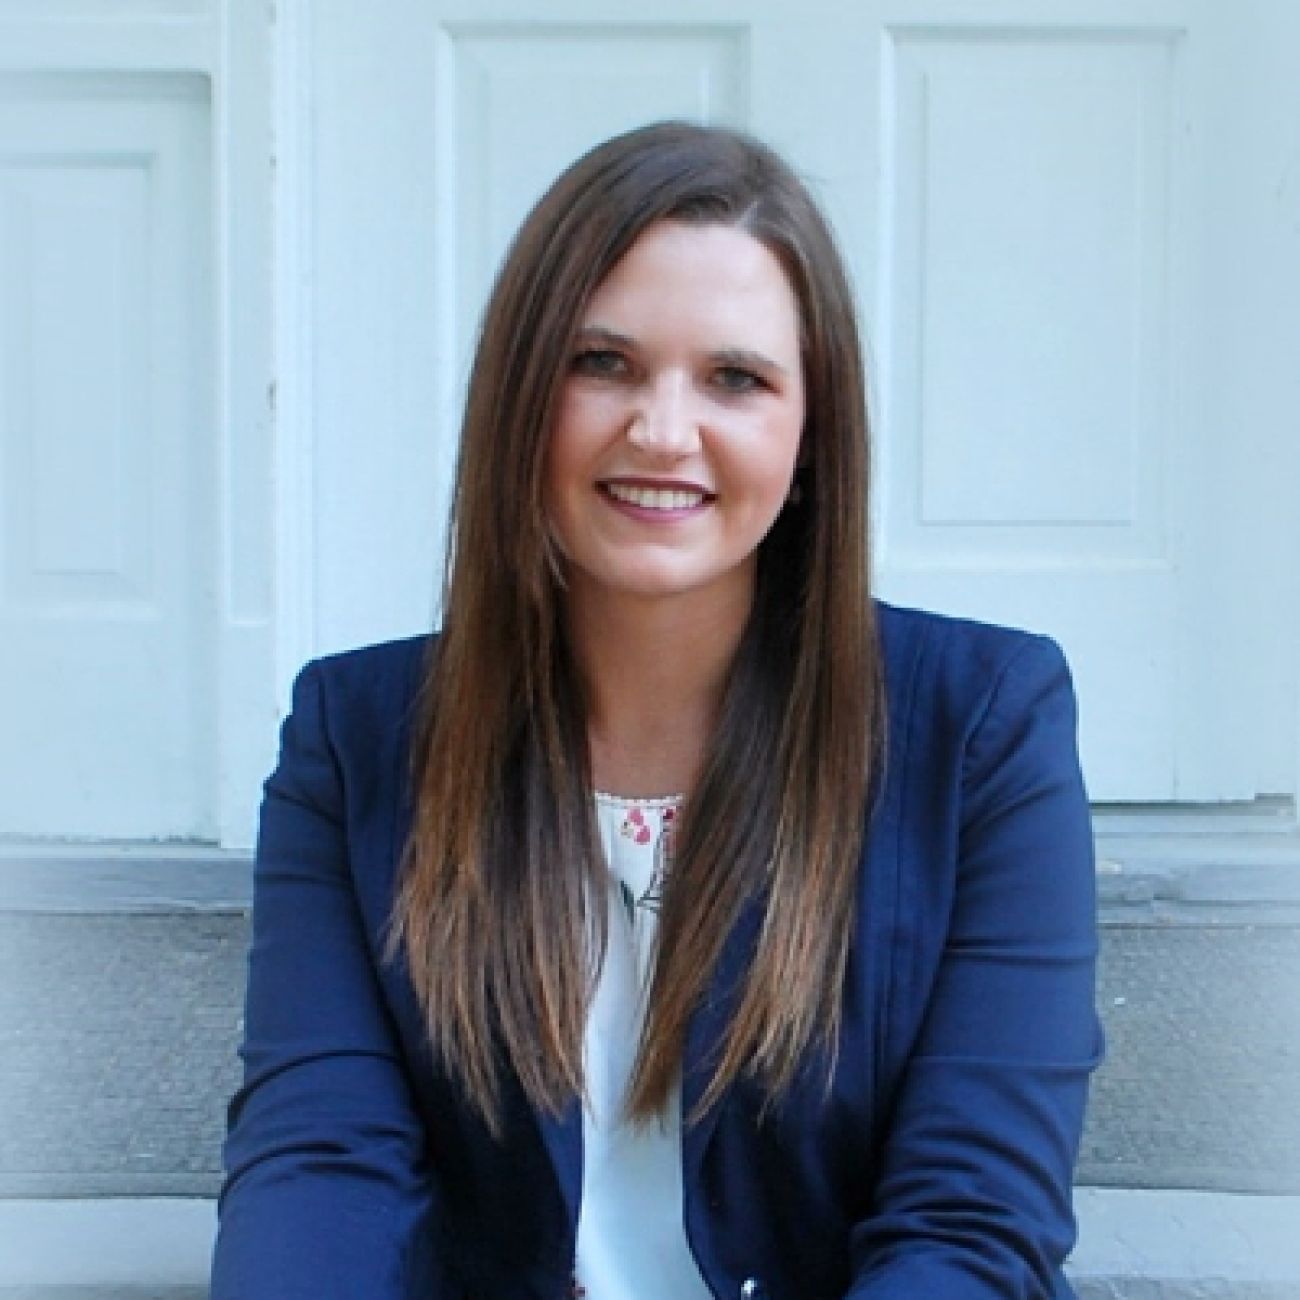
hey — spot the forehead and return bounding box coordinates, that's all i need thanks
[579,220,801,354]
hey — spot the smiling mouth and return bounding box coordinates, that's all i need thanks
[602,482,711,510]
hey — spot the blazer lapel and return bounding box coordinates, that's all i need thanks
[535,1095,583,1234]
[681,891,766,1193]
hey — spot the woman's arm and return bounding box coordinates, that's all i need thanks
[849,634,1103,1297]
[210,660,445,1299]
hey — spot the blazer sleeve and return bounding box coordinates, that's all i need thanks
[848,634,1103,1298]
[210,660,444,1299]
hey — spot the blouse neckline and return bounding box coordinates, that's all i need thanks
[593,790,684,809]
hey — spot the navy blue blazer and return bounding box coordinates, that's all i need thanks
[212,601,1102,1299]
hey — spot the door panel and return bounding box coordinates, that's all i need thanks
[0,74,216,837]
[873,22,1190,798]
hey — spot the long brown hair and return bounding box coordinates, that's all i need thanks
[387,121,885,1134]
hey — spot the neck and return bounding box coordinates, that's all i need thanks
[565,579,754,799]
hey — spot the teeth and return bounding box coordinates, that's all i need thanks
[605,483,705,510]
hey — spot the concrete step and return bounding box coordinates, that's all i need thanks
[0,1192,1297,1299]
[2,880,1298,1197]
[1,846,1298,1296]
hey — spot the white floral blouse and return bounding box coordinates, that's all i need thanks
[572,793,713,1300]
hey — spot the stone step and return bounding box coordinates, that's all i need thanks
[1,848,1298,1298]
[3,881,1298,1198]
[0,1192,1297,1299]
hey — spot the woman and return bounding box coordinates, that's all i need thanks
[212,121,1102,1299]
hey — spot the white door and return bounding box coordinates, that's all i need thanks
[0,75,218,838]
[299,0,1299,805]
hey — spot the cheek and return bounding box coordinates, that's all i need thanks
[545,393,589,479]
[547,392,607,477]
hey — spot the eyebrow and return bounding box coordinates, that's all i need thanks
[574,325,790,378]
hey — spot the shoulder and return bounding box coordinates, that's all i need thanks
[308,631,433,688]
[263,634,438,841]
[875,599,1071,717]
[872,599,1078,777]
[295,632,433,718]
[875,598,1066,683]
[282,633,436,781]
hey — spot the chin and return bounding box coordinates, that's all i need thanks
[577,562,754,608]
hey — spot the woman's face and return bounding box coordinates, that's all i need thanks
[544,219,806,617]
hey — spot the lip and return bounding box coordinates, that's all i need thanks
[598,478,715,519]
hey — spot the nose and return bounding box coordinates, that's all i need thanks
[626,372,699,460]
